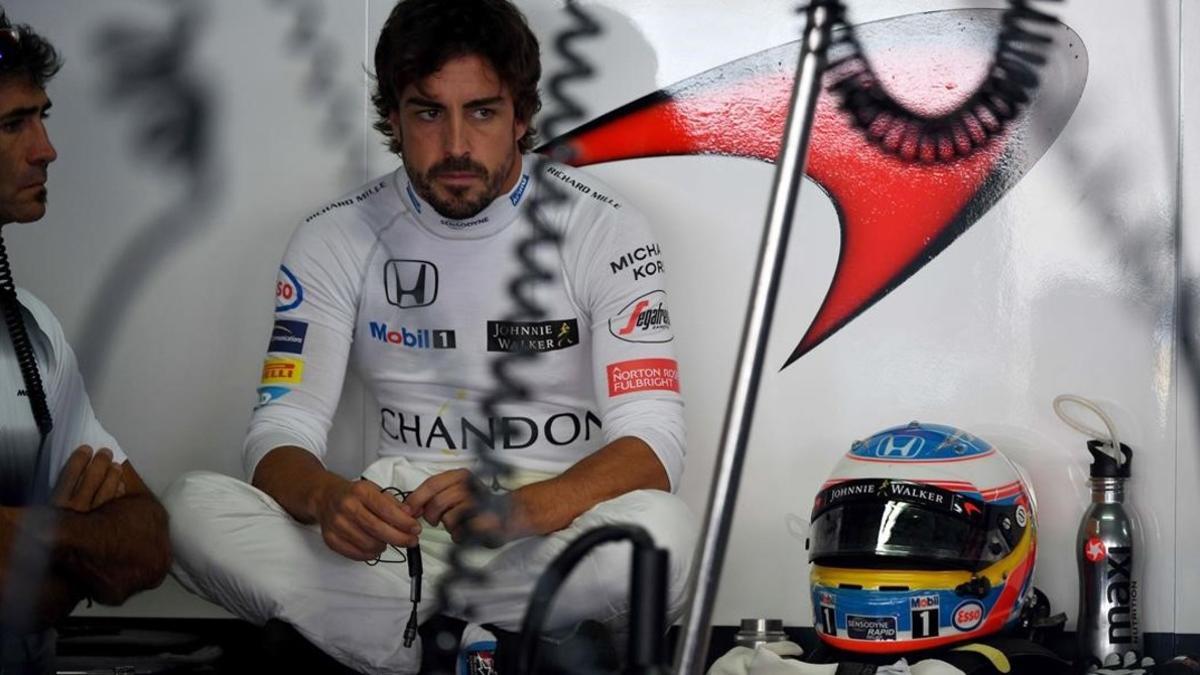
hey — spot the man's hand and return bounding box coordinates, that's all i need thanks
[315,478,422,561]
[52,446,125,513]
[406,469,529,545]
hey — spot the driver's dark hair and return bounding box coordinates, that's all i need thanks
[371,0,542,155]
[0,10,63,88]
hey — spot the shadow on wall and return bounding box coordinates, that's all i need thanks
[1051,0,1195,401]
[78,0,362,388]
[265,0,360,177]
[523,1,660,142]
[78,0,217,386]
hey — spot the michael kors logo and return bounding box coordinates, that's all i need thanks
[385,260,438,308]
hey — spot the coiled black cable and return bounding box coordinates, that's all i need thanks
[517,524,665,675]
[0,232,53,503]
[824,0,1061,162]
[426,1,603,670]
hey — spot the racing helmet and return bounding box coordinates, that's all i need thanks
[808,422,1037,654]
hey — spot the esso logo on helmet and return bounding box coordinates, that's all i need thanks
[952,600,985,631]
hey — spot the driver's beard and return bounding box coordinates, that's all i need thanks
[409,149,516,220]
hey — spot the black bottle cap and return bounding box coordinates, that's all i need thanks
[1087,440,1132,478]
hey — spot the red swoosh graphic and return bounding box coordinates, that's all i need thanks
[540,9,1087,367]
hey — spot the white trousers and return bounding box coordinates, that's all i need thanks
[163,458,697,675]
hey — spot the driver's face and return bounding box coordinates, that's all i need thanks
[391,53,526,220]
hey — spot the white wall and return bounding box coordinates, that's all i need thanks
[4,0,1195,635]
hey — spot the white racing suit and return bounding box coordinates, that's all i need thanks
[165,155,696,674]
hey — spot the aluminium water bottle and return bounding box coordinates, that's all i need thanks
[1076,440,1141,669]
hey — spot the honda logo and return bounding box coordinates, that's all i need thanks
[875,435,924,458]
[385,260,438,308]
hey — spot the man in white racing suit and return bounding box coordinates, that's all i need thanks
[163,0,695,672]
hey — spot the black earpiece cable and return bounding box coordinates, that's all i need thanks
[0,231,53,503]
[369,486,423,648]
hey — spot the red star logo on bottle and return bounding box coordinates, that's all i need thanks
[1084,537,1107,563]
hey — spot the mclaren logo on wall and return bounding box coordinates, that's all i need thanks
[536,9,1087,367]
[385,259,438,308]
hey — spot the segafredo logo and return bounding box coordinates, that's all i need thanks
[608,290,672,343]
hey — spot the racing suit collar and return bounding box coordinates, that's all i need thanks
[396,154,534,240]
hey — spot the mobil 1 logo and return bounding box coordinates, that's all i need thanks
[818,593,837,636]
[910,595,940,639]
[846,615,897,641]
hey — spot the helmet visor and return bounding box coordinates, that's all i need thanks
[808,480,1015,572]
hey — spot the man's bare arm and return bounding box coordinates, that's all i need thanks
[252,446,421,560]
[0,508,86,632]
[0,458,170,628]
[47,462,171,605]
[408,436,669,542]
[512,436,669,536]
[251,445,346,524]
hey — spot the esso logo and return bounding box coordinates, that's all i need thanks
[952,600,984,631]
[275,265,304,312]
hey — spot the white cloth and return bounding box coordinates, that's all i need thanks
[706,643,966,675]
[1,289,125,503]
[164,457,697,675]
[244,154,686,489]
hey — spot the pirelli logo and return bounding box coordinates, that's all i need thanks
[262,357,304,385]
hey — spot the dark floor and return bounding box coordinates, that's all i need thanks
[54,617,1200,674]
[54,618,729,674]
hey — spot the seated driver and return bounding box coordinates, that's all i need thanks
[163,0,696,672]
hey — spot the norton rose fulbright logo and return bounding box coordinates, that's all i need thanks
[606,358,680,397]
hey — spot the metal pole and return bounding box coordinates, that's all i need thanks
[673,3,838,673]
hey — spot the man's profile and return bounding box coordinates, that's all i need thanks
[0,8,171,673]
[165,1,696,672]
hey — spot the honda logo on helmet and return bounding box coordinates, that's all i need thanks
[875,435,924,458]
[385,260,438,308]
